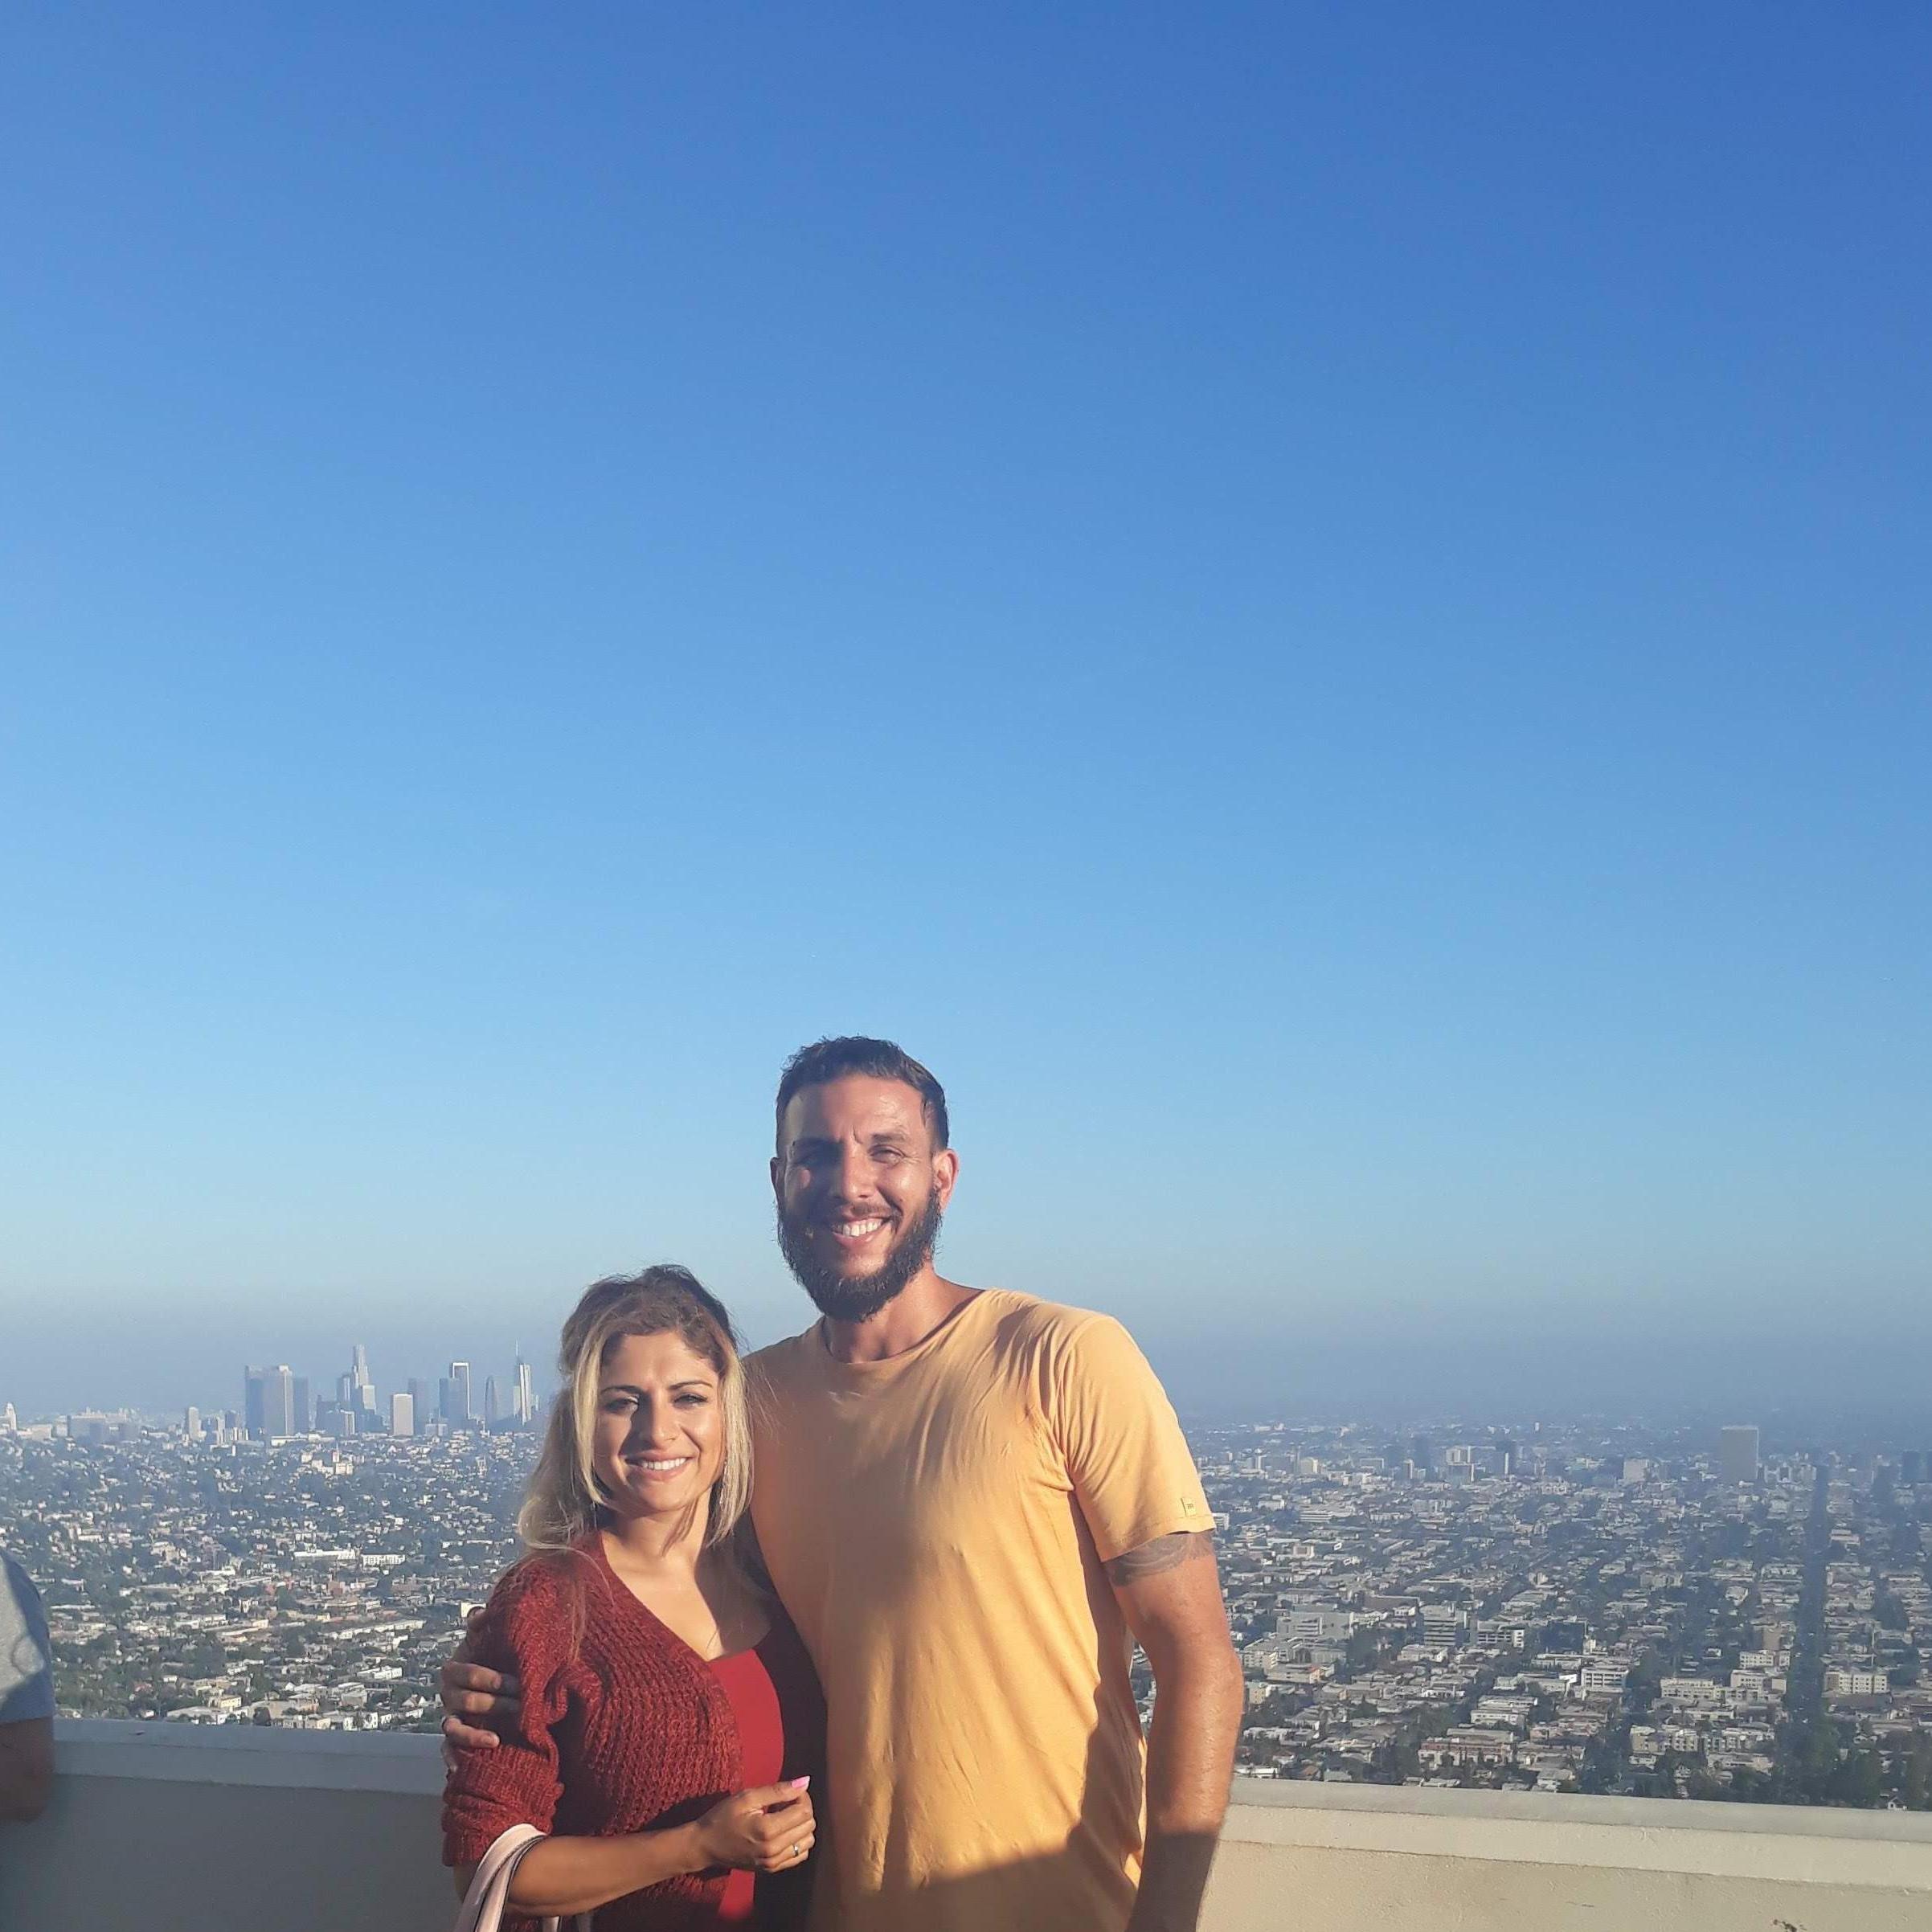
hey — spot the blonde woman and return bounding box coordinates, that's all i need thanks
[444,1267,823,1930]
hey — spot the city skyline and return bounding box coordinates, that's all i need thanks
[225,1341,541,1443]
[6,1327,1909,1462]
[11,1291,1932,1427]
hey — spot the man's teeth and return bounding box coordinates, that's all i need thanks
[833,1218,887,1237]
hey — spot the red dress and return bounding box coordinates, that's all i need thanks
[708,1639,796,1925]
[444,1539,824,1930]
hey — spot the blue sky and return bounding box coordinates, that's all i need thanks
[2,2,1926,1419]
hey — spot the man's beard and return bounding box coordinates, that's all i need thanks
[776,1193,944,1324]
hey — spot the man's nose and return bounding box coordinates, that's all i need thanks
[832,1145,876,1201]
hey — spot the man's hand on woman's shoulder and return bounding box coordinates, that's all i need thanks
[440,1656,522,1755]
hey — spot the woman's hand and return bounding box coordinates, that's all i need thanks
[688,1778,816,1873]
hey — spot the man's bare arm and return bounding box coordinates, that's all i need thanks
[0,1717,54,1823]
[1108,1531,1242,1932]
[1105,1530,1216,1587]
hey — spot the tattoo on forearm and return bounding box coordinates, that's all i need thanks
[1105,1530,1216,1585]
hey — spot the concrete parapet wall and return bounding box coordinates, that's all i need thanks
[3,1721,448,1932]
[6,1724,1932,1931]
[1209,1775,1932,1931]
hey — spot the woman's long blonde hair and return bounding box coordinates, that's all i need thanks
[518,1264,755,1558]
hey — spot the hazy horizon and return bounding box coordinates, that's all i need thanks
[12,1246,1930,1429]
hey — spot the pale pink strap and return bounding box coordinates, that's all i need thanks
[452,1823,569,1932]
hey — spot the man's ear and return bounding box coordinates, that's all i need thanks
[770,1154,783,1202]
[933,1147,960,1207]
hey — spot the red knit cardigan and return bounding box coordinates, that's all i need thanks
[443,1540,776,1930]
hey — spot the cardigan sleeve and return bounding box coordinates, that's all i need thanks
[441,1561,578,1867]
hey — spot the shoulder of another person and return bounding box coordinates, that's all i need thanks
[1,1552,46,1617]
[977,1288,1110,1340]
[1029,1299,1140,1367]
[1003,1300,1154,1410]
[744,1327,820,1386]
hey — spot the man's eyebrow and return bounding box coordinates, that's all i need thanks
[786,1129,919,1156]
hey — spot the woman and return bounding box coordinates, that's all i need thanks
[444,1267,824,1930]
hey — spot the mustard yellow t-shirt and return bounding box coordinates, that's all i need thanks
[747,1288,1211,1932]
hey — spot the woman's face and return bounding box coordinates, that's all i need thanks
[591,1330,726,1525]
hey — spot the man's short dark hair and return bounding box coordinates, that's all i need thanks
[776,1037,950,1152]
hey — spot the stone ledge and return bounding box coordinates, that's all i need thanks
[49,1721,1932,1893]
[1226,1774,1932,1890]
[53,1717,444,1794]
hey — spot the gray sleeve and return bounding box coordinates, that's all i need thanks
[0,1553,55,1724]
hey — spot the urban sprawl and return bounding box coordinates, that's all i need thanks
[5,1359,1932,1810]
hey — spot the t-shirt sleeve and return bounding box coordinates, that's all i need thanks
[0,1554,55,1725]
[441,1566,573,1867]
[1047,1313,1213,1566]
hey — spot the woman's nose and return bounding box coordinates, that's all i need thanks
[629,1402,678,1447]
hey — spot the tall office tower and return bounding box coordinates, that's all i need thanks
[514,1354,534,1426]
[1720,1424,1762,1484]
[338,1372,356,1407]
[1410,1435,1432,1474]
[350,1343,377,1418]
[183,1406,202,1441]
[484,1377,502,1429]
[390,1392,415,1438]
[268,1365,296,1438]
[292,1377,313,1435]
[1907,1452,1926,1484]
[440,1361,473,1426]
[451,1360,472,1423]
[246,1365,296,1439]
[334,1408,357,1439]
[1,1403,14,1435]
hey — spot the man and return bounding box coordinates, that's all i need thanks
[0,1547,55,1824]
[446,1038,1241,1932]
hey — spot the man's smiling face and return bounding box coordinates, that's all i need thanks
[772,1073,958,1321]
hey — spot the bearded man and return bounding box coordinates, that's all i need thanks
[446,1037,1241,1932]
